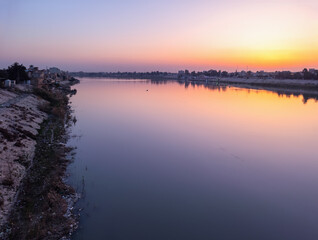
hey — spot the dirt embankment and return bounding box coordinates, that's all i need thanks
[0,79,79,239]
[0,87,48,226]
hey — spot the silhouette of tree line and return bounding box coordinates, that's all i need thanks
[0,62,29,82]
[274,69,318,80]
[72,71,170,78]
[182,68,318,80]
[73,68,318,80]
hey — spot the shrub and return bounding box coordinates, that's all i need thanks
[38,102,51,113]
[2,177,14,187]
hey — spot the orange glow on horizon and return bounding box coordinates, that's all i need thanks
[1,0,318,71]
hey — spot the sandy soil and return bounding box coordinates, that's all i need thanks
[0,88,48,226]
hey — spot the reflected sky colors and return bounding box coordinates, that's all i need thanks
[69,79,318,240]
[1,0,318,71]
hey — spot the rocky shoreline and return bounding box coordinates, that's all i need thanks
[0,78,80,239]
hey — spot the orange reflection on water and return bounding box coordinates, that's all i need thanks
[74,78,318,168]
[70,78,318,239]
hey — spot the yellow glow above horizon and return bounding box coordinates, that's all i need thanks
[173,1,318,70]
[1,0,318,71]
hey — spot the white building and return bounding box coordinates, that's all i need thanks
[4,79,11,88]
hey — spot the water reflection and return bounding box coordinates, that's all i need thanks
[150,79,318,104]
[69,78,318,240]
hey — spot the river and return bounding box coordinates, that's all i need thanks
[68,78,318,240]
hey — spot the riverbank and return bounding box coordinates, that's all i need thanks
[0,78,79,239]
[206,77,318,90]
[173,79,318,104]
[0,87,48,227]
[152,76,318,91]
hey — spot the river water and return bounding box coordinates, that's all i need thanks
[68,78,318,240]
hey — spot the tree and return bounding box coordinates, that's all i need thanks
[302,68,314,80]
[185,70,190,75]
[0,69,8,79]
[207,69,218,76]
[7,62,29,82]
[221,71,229,77]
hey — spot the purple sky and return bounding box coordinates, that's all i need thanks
[1,0,318,72]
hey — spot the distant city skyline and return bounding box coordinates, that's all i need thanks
[1,0,318,72]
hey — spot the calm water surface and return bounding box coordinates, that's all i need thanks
[69,78,318,240]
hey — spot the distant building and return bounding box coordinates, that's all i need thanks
[26,66,45,86]
[178,70,185,79]
[239,71,247,78]
[49,67,61,74]
[256,70,270,78]
[309,69,316,74]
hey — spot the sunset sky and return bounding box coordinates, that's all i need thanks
[0,0,318,72]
